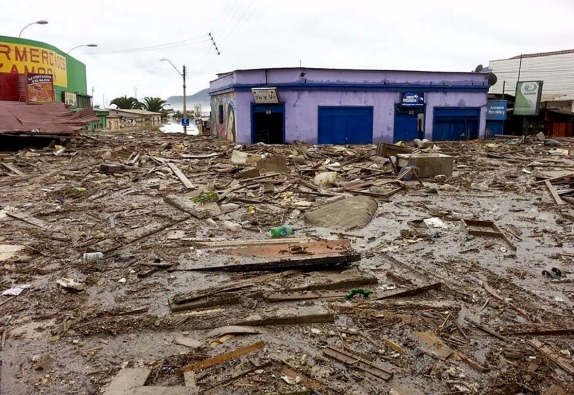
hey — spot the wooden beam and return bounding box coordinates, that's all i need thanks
[545,180,565,205]
[180,341,265,372]
[167,162,195,189]
[181,254,361,272]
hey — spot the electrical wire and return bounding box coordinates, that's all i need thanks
[90,35,210,55]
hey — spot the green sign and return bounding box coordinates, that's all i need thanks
[514,81,543,116]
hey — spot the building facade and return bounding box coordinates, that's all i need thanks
[489,49,574,98]
[209,68,490,145]
[0,35,91,107]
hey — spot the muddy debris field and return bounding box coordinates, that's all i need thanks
[1,130,574,395]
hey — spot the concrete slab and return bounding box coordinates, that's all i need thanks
[104,368,150,395]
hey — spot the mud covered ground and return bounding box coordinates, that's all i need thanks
[1,130,573,395]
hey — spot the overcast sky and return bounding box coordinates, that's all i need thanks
[4,0,574,107]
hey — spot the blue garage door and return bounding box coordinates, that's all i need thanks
[394,112,419,142]
[433,108,480,141]
[318,107,373,144]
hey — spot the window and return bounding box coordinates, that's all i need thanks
[218,105,224,124]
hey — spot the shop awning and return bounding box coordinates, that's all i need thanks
[0,101,98,137]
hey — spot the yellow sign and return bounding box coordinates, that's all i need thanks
[0,42,67,87]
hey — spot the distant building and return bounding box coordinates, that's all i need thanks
[488,49,574,137]
[489,49,574,98]
[209,67,491,144]
[106,108,162,131]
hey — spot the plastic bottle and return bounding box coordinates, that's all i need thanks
[269,226,295,238]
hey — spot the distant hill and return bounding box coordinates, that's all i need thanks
[166,88,210,105]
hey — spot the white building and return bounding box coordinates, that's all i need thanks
[488,49,574,99]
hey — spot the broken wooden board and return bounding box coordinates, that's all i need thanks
[167,162,195,189]
[0,244,27,262]
[413,331,455,359]
[181,254,361,272]
[463,219,515,249]
[181,341,265,372]
[256,155,288,174]
[180,153,223,159]
[528,339,574,375]
[545,180,565,205]
[323,346,393,381]
[171,271,295,305]
[375,282,442,300]
[205,326,267,338]
[234,306,335,326]
[194,238,313,248]
[5,211,50,229]
[281,267,378,291]
[170,293,243,312]
[216,239,353,258]
[164,194,221,219]
[0,162,24,176]
[264,290,346,302]
[103,367,198,395]
[502,327,574,336]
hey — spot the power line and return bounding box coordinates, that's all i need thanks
[92,35,209,55]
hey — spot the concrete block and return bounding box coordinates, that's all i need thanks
[396,153,454,178]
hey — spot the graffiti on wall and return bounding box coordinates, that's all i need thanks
[0,42,67,86]
[211,92,236,142]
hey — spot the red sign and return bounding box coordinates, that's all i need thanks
[26,73,54,104]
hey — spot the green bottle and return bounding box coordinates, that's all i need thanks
[269,226,295,238]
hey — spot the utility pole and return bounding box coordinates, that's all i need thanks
[182,65,187,134]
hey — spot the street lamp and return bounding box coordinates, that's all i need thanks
[67,44,98,54]
[160,58,187,134]
[19,20,48,38]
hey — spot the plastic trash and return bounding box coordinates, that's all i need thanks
[269,226,295,238]
[222,220,242,232]
[83,252,103,262]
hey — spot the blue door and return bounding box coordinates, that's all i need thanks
[318,107,373,144]
[394,112,419,142]
[433,108,480,141]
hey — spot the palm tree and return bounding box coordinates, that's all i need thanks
[140,97,169,113]
[110,96,142,109]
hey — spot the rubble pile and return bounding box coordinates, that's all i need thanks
[1,129,573,394]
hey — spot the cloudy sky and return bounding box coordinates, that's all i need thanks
[3,0,574,107]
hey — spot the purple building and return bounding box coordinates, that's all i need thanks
[209,67,490,145]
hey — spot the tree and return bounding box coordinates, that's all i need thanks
[140,97,169,113]
[110,96,142,109]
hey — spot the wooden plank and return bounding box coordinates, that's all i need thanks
[323,346,393,381]
[103,368,151,395]
[375,282,442,300]
[413,331,455,360]
[5,211,50,229]
[181,254,361,272]
[171,271,293,305]
[205,326,267,338]
[545,180,565,205]
[167,162,195,189]
[219,239,352,258]
[194,238,312,248]
[504,328,574,336]
[528,339,574,375]
[264,290,346,302]
[180,152,223,159]
[465,318,507,341]
[180,341,265,372]
[0,162,24,176]
[235,306,334,326]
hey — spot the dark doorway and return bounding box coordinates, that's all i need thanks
[252,104,284,144]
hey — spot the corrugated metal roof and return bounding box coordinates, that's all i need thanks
[509,49,574,60]
[0,101,98,136]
